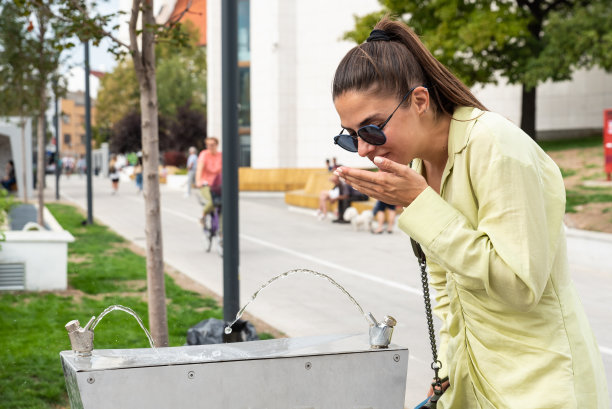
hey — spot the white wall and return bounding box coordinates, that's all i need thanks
[472,67,612,138]
[1,206,74,291]
[207,0,223,146]
[250,0,379,169]
[209,1,612,169]
[0,117,33,201]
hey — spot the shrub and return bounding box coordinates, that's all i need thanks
[163,151,187,167]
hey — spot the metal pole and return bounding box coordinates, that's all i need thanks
[84,40,93,225]
[221,0,240,327]
[54,81,60,200]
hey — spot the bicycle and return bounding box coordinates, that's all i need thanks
[195,189,223,256]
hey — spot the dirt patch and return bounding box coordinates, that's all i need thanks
[564,203,612,233]
[547,147,612,233]
[68,255,92,263]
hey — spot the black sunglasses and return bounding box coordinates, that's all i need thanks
[333,85,424,152]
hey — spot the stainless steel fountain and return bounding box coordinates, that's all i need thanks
[60,273,409,408]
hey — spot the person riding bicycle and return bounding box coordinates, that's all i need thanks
[195,137,222,224]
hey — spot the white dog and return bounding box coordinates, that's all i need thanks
[344,207,374,231]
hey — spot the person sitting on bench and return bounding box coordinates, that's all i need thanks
[1,160,16,192]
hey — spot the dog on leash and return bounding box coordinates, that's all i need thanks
[343,207,374,231]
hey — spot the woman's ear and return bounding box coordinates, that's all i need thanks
[412,86,429,115]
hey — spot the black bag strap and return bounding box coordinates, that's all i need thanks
[410,238,445,400]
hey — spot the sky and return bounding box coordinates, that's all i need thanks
[61,0,123,98]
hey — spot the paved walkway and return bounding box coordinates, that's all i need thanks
[46,174,612,406]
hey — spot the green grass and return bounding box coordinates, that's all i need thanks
[559,168,577,178]
[565,186,612,213]
[0,203,273,409]
[538,134,602,151]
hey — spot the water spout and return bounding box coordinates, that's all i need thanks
[225,269,371,334]
[65,305,156,357]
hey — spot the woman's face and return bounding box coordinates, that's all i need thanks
[334,90,424,165]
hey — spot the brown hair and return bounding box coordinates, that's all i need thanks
[332,17,486,118]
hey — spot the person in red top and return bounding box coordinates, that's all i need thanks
[195,137,222,221]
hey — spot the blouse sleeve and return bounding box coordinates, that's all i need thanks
[398,130,566,312]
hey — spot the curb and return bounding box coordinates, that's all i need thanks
[565,226,612,243]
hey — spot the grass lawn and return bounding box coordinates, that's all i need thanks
[541,136,612,232]
[0,203,240,409]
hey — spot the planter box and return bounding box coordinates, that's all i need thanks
[166,174,188,190]
[0,206,74,291]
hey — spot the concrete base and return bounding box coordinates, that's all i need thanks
[0,205,74,291]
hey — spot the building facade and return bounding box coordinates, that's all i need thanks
[59,91,97,158]
[208,0,612,169]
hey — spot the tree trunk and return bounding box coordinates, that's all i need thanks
[134,0,169,347]
[36,88,46,225]
[36,9,47,225]
[520,84,537,141]
[20,120,28,203]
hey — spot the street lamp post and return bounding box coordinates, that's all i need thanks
[54,80,60,200]
[221,0,240,329]
[84,40,93,225]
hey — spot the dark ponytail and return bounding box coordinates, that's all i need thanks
[333,17,486,117]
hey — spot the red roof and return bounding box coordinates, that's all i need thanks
[90,70,106,79]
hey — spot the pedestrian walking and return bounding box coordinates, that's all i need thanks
[134,157,143,193]
[186,146,197,197]
[109,155,120,194]
[332,17,608,409]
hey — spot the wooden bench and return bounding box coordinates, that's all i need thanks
[284,171,376,213]
[239,168,323,191]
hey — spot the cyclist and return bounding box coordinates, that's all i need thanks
[195,137,222,225]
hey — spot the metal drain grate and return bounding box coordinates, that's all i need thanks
[0,262,25,290]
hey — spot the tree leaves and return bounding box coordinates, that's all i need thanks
[344,0,612,89]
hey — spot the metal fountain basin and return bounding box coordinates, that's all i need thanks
[60,333,408,409]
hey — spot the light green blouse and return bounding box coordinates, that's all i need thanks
[398,107,609,408]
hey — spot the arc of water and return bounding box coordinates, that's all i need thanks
[225,269,371,333]
[90,305,156,349]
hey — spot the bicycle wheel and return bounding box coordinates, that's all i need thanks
[204,214,216,252]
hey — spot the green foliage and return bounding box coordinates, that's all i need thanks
[345,0,612,89]
[95,59,140,129]
[526,2,612,86]
[95,20,207,152]
[0,189,17,246]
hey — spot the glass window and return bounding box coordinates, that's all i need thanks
[239,134,251,167]
[238,0,250,62]
[238,65,251,128]
[64,134,71,146]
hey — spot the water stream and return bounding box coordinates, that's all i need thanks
[90,305,156,349]
[225,269,370,334]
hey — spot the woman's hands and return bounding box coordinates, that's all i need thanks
[334,156,428,207]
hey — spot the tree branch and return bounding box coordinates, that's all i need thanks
[65,0,131,50]
[166,0,193,27]
[30,0,130,50]
[130,0,144,73]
